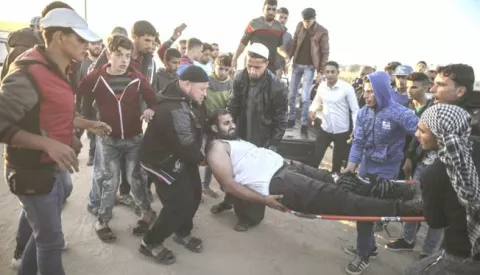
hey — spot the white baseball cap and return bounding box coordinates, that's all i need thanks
[247,43,270,60]
[40,8,101,42]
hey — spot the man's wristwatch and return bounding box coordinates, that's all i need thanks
[268,145,277,152]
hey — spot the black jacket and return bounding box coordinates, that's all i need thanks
[139,80,206,183]
[227,69,288,148]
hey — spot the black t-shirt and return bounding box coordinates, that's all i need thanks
[420,159,472,258]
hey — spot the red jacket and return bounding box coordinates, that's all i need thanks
[78,64,157,139]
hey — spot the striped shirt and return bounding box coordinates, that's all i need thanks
[241,17,284,66]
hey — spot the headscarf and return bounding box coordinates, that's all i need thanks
[420,103,480,256]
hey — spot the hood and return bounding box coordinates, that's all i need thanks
[15,46,49,66]
[7,28,41,48]
[367,71,393,110]
[157,80,189,103]
[157,68,178,79]
[209,73,230,84]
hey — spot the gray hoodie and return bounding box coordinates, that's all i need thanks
[153,68,178,103]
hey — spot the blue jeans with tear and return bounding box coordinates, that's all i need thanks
[288,64,315,125]
[97,134,151,223]
[403,163,444,256]
[88,135,104,208]
[6,169,70,275]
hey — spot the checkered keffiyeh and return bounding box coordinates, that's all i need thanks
[30,16,40,27]
[420,103,480,256]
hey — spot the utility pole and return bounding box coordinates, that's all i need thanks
[84,0,87,22]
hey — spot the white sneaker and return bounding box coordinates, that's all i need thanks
[10,251,22,269]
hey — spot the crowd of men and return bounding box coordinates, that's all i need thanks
[1,0,479,275]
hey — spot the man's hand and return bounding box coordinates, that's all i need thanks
[87,121,112,136]
[403,158,413,179]
[71,135,83,156]
[172,24,186,40]
[315,74,323,85]
[141,109,155,123]
[264,195,286,212]
[43,139,79,173]
[342,162,357,174]
[309,111,316,122]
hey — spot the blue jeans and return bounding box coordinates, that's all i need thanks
[403,163,444,256]
[288,64,315,125]
[6,169,69,275]
[88,135,104,207]
[98,135,151,223]
[202,167,212,188]
[356,158,399,258]
[14,170,72,254]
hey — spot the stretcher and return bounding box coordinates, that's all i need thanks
[286,209,425,239]
[284,179,425,239]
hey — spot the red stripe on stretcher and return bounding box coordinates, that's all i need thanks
[285,209,425,222]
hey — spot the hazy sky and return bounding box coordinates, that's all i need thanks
[1,0,479,70]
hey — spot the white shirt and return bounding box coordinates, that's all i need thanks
[224,140,284,196]
[194,61,213,75]
[309,79,359,134]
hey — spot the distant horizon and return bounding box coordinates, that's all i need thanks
[1,0,479,72]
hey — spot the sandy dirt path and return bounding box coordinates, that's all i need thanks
[0,137,426,275]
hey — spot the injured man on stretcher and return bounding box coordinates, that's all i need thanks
[206,109,423,217]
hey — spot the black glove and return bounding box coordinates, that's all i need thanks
[396,198,424,216]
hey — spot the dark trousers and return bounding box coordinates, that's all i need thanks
[310,128,350,172]
[87,132,96,157]
[143,164,202,245]
[269,162,398,216]
[222,194,265,226]
[119,157,130,196]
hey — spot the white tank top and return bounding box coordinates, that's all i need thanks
[223,140,284,196]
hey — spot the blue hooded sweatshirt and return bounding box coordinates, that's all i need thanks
[348,72,419,179]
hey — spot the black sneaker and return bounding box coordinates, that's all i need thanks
[385,238,414,251]
[345,256,370,275]
[287,120,295,128]
[86,155,94,166]
[344,246,378,258]
[300,125,308,139]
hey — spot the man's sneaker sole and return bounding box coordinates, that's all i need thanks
[345,262,370,275]
[343,247,377,259]
[384,246,414,252]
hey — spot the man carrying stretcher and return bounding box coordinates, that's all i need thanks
[206,109,422,217]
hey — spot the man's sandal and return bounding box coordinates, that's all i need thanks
[139,244,176,265]
[96,227,117,243]
[173,235,204,253]
[210,203,233,214]
[132,211,157,236]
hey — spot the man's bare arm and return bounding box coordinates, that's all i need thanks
[207,141,267,205]
[232,43,247,65]
[277,45,289,59]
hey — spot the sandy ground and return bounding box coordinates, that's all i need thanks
[0,136,427,275]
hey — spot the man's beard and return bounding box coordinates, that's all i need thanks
[216,131,238,140]
[89,49,100,58]
[265,15,275,22]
